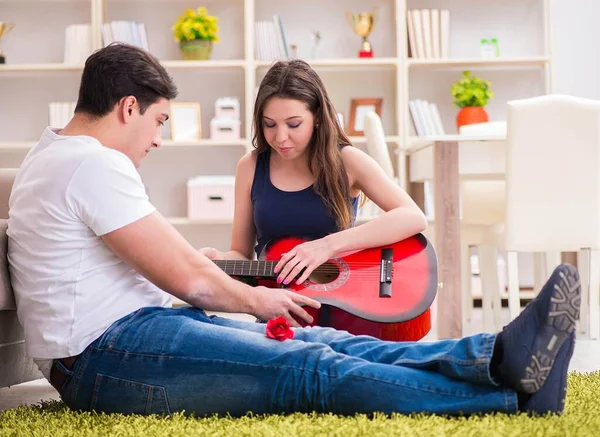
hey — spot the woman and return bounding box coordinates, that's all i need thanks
[201,60,427,334]
[194,60,579,416]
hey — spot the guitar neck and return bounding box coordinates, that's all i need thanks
[213,260,278,279]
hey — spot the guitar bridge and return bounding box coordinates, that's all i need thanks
[379,248,393,298]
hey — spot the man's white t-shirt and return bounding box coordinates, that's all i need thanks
[7,127,172,380]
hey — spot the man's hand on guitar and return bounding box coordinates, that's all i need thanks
[274,237,335,286]
[198,247,226,260]
[252,286,321,327]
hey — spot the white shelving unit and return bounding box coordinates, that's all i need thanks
[0,0,552,250]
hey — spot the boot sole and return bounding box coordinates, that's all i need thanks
[519,264,581,393]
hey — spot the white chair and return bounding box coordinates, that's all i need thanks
[364,111,394,179]
[496,94,600,339]
[362,111,394,218]
[459,120,583,335]
[464,96,600,338]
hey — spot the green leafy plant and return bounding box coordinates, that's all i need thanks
[451,71,494,108]
[172,7,220,43]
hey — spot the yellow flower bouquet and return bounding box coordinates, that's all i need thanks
[172,7,220,60]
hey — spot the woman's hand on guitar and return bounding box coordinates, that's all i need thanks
[252,286,321,327]
[198,247,226,260]
[274,238,334,286]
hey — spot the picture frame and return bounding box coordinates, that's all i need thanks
[347,98,383,136]
[170,102,202,141]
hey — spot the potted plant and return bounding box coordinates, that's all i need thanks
[172,7,220,61]
[451,70,495,128]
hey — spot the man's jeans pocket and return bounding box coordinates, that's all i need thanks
[90,374,171,415]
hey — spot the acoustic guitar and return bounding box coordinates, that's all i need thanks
[213,234,438,342]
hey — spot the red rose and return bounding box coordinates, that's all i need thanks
[265,316,295,341]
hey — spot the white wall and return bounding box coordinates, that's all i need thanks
[551,0,600,98]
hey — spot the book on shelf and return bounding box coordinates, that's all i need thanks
[408,99,446,136]
[407,9,450,59]
[64,24,93,64]
[102,21,149,52]
[255,14,288,61]
[49,102,76,129]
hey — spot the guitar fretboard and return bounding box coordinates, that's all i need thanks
[213,260,278,278]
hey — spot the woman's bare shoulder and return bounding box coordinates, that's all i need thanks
[236,151,259,186]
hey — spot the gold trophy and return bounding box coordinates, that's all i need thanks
[0,22,15,64]
[345,9,377,58]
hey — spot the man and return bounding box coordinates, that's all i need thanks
[8,43,581,417]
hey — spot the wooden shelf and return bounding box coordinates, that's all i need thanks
[0,142,36,150]
[349,136,401,144]
[406,134,507,152]
[0,140,249,150]
[168,217,233,226]
[0,63,84,74]
[161,139,248,148]
[0,140,248,151]
[255,58,398,69]
[168,214,380,227]
[0,60,247,74]
[407,56,550,70]
[161,59,246,69]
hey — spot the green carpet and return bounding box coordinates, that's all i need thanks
[1,372,599,437]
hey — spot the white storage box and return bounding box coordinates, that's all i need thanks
[210,118,241,141]
[215,97,240,120]
[187,175,236,220]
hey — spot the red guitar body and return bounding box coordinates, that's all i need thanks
[258,234,438,342]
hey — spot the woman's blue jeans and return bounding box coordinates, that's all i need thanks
[55,306,518,416]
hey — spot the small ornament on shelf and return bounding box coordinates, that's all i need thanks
[210,97,241,141]
[310,31,321,60]
[170,102,202,141]
[289,44,298,59]
[172,7,219,61]
[347,98,383,136]
[491,38,500,57]
[451,70,494,129]
[0,22,15,64]
[346,8,377,58]
[480,37,500,59]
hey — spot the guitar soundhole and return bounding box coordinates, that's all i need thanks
[303,258,350,291]
[308,262,339,284]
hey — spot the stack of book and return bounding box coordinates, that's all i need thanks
[63,24,93,64]
[408,99,446,136]
[407,9,450,59]
[255,15,288,61]
[102,21,149,52]
[48,102,76,129]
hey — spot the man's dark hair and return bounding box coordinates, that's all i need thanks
[75,43,178,117]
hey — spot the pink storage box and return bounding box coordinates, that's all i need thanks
[210,118,241,141]
[215,97,240,120]
[187,175,235,220]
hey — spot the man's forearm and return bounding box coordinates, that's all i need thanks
[177,260,258,315]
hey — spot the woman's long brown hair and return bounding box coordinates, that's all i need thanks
[252,59,356,230]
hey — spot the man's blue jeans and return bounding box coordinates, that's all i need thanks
[55,306,518,416]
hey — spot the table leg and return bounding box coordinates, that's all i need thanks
[434,141,462,339]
